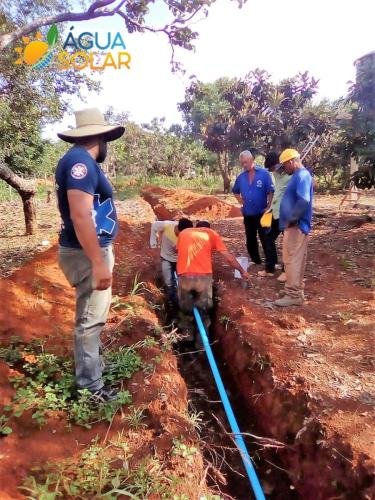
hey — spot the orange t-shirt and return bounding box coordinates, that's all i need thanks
[177,227,227,275]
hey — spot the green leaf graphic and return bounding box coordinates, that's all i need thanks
[47,24,58,47]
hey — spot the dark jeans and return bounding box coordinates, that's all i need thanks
[263,217,282,273]
[161,258,178,307]
[243,214,268,265]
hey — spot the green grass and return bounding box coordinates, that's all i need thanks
[1,173,226,205]
[113,174,223,200]
[0,180,53,203]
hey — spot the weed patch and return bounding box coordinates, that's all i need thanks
[0,342,143,431]
[21,437,177,499]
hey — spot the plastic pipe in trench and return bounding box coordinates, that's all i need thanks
[193,306,266,500]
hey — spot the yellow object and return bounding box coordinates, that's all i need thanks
[279,148,300,164]
[23,41,49,65]
[260,211,272,228]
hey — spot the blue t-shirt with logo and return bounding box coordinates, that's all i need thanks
[279,167,313,235]
[55,146,118,248]
[232,166,274,216]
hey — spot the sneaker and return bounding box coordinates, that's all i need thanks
[279,289,305,299]
[274,295,303,307]
[277,272,287,282]
[89,386,118,403]
[257,270,274,277]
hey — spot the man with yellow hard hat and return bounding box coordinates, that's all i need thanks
[274,148,313,307]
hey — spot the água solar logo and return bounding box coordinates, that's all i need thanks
[14,25,131,71]
[14,24,58,69]
[58,26,131,70]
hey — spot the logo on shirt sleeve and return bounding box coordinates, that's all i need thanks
[71,163,88,179]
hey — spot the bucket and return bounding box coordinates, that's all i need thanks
[234,256,248,278]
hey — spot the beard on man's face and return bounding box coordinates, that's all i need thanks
[96,140,108,163]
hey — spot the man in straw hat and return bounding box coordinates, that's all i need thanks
[55,108,124,402]
[274,148,313,307]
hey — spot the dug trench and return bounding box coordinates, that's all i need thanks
[142,186,375,499]
[0,191,373,498]
[0,197,289,499]
[120,200,298,499]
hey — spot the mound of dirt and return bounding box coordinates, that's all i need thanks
[0,199,215,499]
[142,185,241,220]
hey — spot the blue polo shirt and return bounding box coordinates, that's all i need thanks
[55,146,118,248]
[232,166,274,216]
[279,167,313,235]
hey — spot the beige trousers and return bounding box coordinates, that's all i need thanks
[282,226,308,299]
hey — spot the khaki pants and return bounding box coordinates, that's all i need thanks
[282,227,308,299]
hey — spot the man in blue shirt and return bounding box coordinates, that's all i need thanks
[275,148,313,307]
[232,150,274,269]
[55,108,124,402]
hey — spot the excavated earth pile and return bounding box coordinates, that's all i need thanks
[142,185,241,220]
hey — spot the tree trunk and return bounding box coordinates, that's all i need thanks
[218,151,231,193]
[0,162,37,235]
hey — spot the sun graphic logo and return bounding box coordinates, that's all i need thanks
[14,24,58,69]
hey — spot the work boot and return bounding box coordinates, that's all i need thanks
[274,295,303,307]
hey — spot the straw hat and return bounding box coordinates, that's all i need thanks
[57,108,125,143]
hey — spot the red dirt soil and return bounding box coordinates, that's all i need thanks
[142,185,241,220]
[1,187,374,498]
[0,200,213,499]
[144,186,375,499]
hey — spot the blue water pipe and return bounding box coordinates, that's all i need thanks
[193,306,266,500]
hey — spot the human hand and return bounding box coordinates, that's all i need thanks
[92,261,112,290]
[240,269,250,280]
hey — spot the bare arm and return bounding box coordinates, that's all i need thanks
[264,192,274,212]
[233,194,243,205]
[68,190,111,290]
[150,221,166,247]
[220,251,250,279]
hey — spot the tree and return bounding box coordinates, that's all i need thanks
[107,112,212,178]
[179,70,322,192]
[0,0,246,234]
[0,11,99,234]
[344,51,375,187]
[0,0,246,70]
[179,78,238,192]
[227,69,320,152]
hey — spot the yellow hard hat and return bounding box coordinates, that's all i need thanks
[260,211,272,228]
[279,148,300,164]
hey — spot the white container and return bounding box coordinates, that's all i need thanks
[234,256,249,278]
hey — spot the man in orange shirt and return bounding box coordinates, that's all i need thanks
[177,221,249,344]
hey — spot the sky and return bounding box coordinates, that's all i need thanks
[44,0,374,139]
